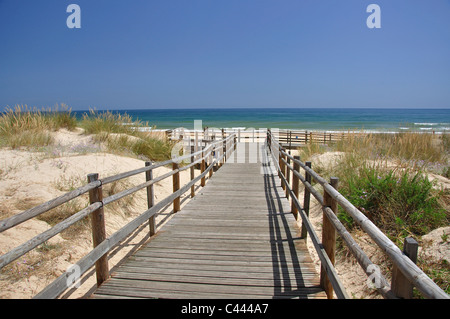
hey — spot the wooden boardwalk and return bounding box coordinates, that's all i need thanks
[92,143,326,299]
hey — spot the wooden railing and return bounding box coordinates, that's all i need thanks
[0,133,236,299]
[267,129,449,299]
[169,128,365,150]
[272,129,366,149]
[168,127,267,144]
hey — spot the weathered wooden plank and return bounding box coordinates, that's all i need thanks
[133,250,313,265]
[132,250,314,263]
[159,230,300,241]
[163,217,299,228]
[128,253,308,266]
[115,262,317,277]
[141,240,309,253]
[145,237,308,250]
[121,259,312,275]
[112,271,320,288]
[194,186,284,194]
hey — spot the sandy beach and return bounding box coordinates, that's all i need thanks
[0,128,449,299]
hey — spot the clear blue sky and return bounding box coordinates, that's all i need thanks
[1,0,449,110]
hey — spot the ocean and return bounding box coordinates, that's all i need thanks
[75,108,450,133]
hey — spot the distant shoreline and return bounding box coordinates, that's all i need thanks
[70,108,449,133]
[138,127,447,135]
[2,106,448,133]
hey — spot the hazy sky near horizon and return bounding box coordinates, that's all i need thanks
[1,0,450,111]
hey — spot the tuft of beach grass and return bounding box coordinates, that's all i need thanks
[0,104,77,149]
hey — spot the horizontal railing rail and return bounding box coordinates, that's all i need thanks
[267,129,449,299]
[270,129,365,148]
[0,133,236,299]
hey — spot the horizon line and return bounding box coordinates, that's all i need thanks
[72,106,450,111]
[2,105,450,112]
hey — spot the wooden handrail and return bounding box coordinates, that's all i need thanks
[267,130,449,299]
[269,129,365,149]
[0,180,101,232]
[0,202,102,270]
[0,133,236,299]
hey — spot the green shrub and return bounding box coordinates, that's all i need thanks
[337,164,448,240]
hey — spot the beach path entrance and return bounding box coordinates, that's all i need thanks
[92,142,326,299]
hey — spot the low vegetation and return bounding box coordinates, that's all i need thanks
[336,156,448,240]
[0,105,175,162]
[0,104,77,149]
[299,131,450,296]
[79,109,175,162]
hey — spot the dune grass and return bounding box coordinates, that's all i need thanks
[79,109,140,136]
[0,104,77,149]
[336,132,448,170]
[0,105,175,162]
[79,108,175,162]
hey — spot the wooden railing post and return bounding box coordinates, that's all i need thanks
[209,145,214,178]
[391,237,419,299]
[279,147,286,191]
[87,173,109,287]
[190,154,195,198]
[223,138,227,165]
[281,149,287,193]
[301,161,312,239]
[172,162,180,213]
[320,176,339,299]
[286,153,291,199]
[291,156,300,220]
[145,162,155,236]
[289,130,292,150]
[278,146,282,179]
[194,131,199,161]
[201,148,206,187]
